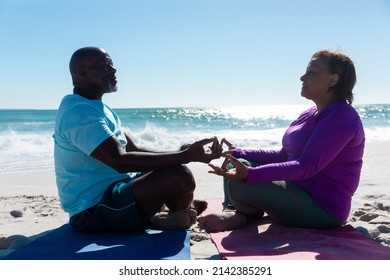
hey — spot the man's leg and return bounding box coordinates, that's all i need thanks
[131,165,197,230]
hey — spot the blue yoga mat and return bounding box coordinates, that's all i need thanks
[5,224,190,260]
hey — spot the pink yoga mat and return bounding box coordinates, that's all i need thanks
[204,199,390,260]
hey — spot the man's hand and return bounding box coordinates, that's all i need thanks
[208,154,248,181]
[186,137,222,163]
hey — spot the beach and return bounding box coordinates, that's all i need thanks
[0,140,389,260]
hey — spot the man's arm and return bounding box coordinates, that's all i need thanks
[91,135,221,173]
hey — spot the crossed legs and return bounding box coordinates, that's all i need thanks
[199,178,343,232]
[131,165,206,230]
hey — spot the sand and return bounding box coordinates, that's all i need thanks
[0,140,389,259]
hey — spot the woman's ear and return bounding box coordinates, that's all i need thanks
[329,73,339,87]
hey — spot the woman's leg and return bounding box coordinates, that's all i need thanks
[229,180,342,229]
[201,156,342,232]
[223,159,253,210]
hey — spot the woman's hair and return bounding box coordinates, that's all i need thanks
[312,50,356,104]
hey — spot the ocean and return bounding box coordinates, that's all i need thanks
[0,104,389,173]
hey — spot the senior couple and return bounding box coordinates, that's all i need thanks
[53,47,364,234]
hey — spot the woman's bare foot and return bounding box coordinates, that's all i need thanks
[150,209,197,230]
[197,211,247,232]
[191,199,208,216]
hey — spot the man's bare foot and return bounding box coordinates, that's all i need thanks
[0,237,11,249]
[159,200,207,216]
[197,212,247,232]
[191,199,208,216]
[150,209,197,230]
[0,235,30,249]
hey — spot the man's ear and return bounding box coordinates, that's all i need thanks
[329,73,339,87]
[72,67,88,83]
[77,67,87,78]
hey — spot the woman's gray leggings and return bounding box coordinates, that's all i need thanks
[223,159,342,229]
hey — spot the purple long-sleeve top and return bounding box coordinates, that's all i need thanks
[232,100,365,222]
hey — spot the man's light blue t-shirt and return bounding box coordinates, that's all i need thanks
[53,94,131,217]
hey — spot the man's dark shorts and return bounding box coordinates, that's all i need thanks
[70,173,145,233]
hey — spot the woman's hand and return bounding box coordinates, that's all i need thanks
[221,138,236,156]
[208,154,248,181]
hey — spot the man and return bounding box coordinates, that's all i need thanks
[53,47,221,233]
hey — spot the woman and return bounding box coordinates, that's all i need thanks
[199,50,365,232]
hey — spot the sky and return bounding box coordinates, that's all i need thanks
[0,0,389,109]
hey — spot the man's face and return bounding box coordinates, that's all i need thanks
[85,52,117,94]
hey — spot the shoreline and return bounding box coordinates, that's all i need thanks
[1,140,389,259]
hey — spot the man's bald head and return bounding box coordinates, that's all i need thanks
[69,47,107,76]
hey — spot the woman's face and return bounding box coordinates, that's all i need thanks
[300,58,338,102]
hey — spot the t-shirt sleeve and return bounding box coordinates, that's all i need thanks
[60,105,114,155]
